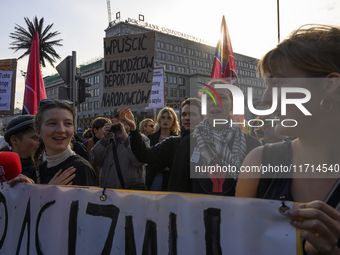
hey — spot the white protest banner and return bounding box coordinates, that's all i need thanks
[146,67,165,110]
[102,32,155,109]
[0,59,17,114]
[0,184,301,255]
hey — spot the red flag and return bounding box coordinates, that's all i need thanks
[23,31,47,115]
[211,16,247,133]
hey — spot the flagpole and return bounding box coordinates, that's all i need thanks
[277,0,280,44]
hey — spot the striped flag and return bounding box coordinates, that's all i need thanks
[211,16,247,133]
[22,31,47,115]
[211,15,237,82]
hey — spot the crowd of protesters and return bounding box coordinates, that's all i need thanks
[3,24,340,254]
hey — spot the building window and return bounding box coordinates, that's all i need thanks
[187,68,190,73]
[95,88,100,97]
[171,55,175,61]
[175,45,178,52]
[170,88,173,96]
[185,58,188,64]
[158,52,162,59]
[192,59,196,66]
[165,87,168,96]
[154,62,158,67]
[88,101,93,110]
[94,101,99,109]
[179,46,182,53]
[93,75,99,84]
[173,76,177,84]
[82,103,87,111]
[156,41,160,48]
[172,65,176,71]
[170,44,173,51]
[170,76,173,84]
[160,42,164,48]
[165,75,168,83]
[166,43,169,50]
[173,88,177,97]
[162,53,166,59]
[179,89,183,97]
[168,54,171,61]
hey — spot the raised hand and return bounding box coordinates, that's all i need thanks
[118,107,136,131]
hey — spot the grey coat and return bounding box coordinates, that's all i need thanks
[90,134,150,189]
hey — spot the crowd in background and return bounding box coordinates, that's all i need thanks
[3,24,340,254]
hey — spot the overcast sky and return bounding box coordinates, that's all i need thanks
[1,0,340,108]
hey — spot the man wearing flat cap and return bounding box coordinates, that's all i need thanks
[0,115,40,182]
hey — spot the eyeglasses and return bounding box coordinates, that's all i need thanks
[39,99,73,108]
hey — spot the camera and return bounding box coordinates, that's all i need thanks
[110,124,121,133]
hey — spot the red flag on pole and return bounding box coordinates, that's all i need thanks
[22,31,47,115]
[210,16,247,133]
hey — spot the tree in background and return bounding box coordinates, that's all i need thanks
[9,16,63,68]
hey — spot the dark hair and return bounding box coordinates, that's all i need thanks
[83,128,93,139]
[258,24,340,78]
[33,100,75,171]
[92,117,111,133]
[181,98,202,114]
[8,126,35,146]
[207,79,233,104]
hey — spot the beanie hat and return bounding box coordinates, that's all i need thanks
[4,115,35,143]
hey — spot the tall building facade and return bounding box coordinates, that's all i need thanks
[43,19,266,130]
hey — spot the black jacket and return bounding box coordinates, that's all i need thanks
[168,133,261,195]
[145,130,179,190]
[129,126,190,172]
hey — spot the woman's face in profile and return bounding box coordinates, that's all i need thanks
[206,88,233,128]
[262,58,324,137]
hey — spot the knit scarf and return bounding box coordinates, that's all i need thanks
[45,146,76,168]
[192,118,247,179]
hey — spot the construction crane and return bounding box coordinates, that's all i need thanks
[106,0,112,25]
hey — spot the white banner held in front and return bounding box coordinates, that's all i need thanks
[0,184,299,254]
